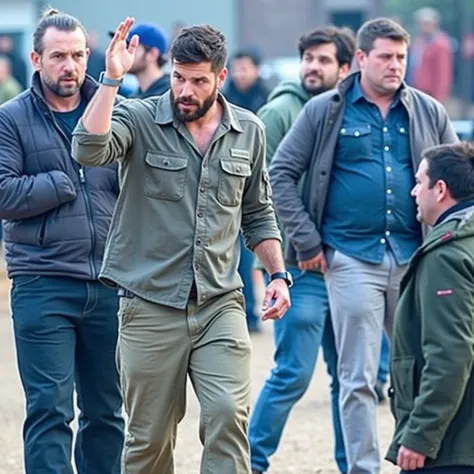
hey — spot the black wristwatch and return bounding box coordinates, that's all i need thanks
[270,271,293,288]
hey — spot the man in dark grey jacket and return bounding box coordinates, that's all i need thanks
[270,18,458,474]
[0,10,124,474]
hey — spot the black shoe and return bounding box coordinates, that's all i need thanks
[375,381,387,403]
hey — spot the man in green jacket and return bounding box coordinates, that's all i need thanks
[386,141,474,473]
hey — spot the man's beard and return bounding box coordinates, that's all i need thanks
[129,52,147,75]
[42,72,82,98]
[302,72,338,97]
[171,86,218,122]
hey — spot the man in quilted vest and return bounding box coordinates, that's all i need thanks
[0,9,124,474]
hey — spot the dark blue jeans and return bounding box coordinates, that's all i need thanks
[238,233,259,330]
[249,269,347,474]
[11,275,124,474]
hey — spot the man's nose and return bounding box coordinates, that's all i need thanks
[181,81,193,97]
[62,57,75,72]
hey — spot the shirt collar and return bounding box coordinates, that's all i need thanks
[350,76,365,104]
[154,91,243,133]
[350,75,405,108]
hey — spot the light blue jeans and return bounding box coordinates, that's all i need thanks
[249,268,347,473]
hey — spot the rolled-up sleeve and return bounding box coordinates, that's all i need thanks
[241,124,281,250]
[72,101,135,167]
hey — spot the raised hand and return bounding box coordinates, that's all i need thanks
[105,17,139,80]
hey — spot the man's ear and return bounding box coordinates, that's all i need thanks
[436,180,449,202]
[30,50,41,72]
[355,48,367,71]
[217,67,227,89]
[147,47,160,63]
[338,63,351,81]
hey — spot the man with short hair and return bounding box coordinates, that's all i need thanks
[270,18,458,474]
[386,142,474,474]
[223,48,269,114]
[109,22,170,98]
[72,17,291,474]
[249,26,356,474]
[0,8,124,474]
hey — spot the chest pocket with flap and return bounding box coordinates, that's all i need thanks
[338,125,372,160]
[144,153,188,201]
[218,159,252,207]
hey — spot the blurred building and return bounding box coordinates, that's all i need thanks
[0,0,376,65]
[37,0,239,53]
[240,0,376,57]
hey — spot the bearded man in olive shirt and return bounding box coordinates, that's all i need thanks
[72,18,291,474]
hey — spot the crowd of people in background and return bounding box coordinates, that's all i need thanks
[1,5,474,474]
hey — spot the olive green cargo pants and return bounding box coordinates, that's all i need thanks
[117,290,252,474]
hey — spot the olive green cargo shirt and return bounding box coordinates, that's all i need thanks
[72,92,281,309]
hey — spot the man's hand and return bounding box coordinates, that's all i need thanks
[105,17,139,80]
[261,279,291,321]
[397,446,426,471]
[298,251,327,272]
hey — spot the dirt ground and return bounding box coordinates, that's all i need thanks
[0,264,400,474]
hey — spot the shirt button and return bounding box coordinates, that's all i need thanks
[383,127,388,133]
[380,238,386,244]
[341,128,346,134]
[400,127,406,133]
[163,160,170,166]
[387,189,392,194]
[200,187,205,193]
[197,212,203,218]
[354,131,360,137]
[386,231,391,236]
[386,166,392,172]
[236,166,241,172]
[196,239,202,246]
[387,209,392,215]
[384,146,390,152]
